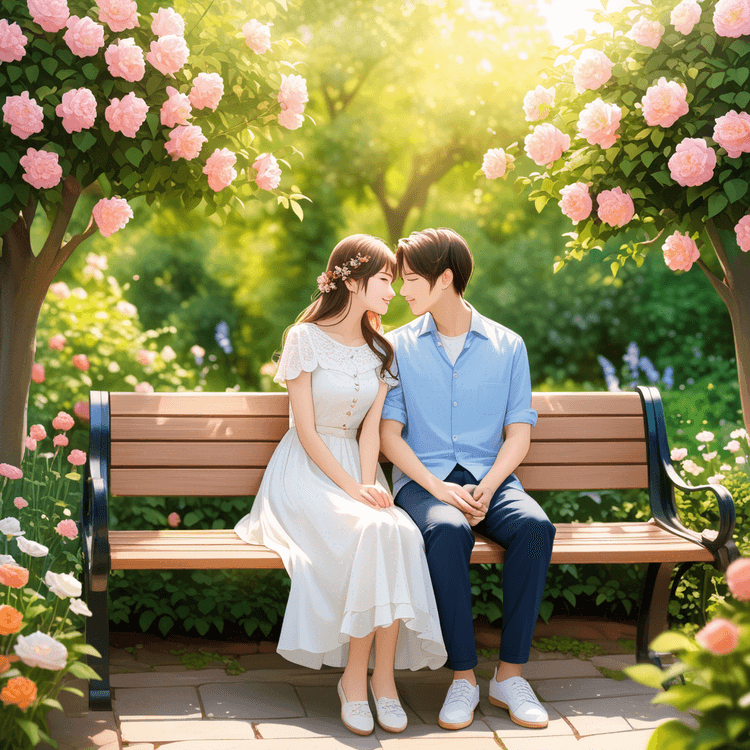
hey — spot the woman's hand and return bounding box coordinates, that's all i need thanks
[349,482,393,509]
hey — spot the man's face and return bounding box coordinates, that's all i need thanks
[400,260,445,317]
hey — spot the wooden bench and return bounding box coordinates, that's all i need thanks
[81,386,738,710]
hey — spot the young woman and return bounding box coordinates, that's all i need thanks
[234,234,446,736]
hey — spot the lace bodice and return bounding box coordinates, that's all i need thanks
[274,323,397,433]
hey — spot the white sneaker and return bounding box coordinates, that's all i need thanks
[337,678,374,736]
[488,671,548,728]
[369,679,407,733]
[438,678,480,730]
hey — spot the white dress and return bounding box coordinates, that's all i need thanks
[234,323,447,671]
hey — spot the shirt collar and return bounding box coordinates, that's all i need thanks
[417,302,489,340]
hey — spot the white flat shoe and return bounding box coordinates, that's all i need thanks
[369,679,407,733]
[438,678,480,730]
[488,670,548,728]
[337,678,374,736]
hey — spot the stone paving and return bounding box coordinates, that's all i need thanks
[42,625,698,750]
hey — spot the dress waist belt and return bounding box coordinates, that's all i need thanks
[291,424,358,439]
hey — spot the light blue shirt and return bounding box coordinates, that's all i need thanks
[382,303,538,498]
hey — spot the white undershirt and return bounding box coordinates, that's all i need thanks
[436,330,468,366]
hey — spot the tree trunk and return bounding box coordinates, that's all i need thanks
[0,176,92,468]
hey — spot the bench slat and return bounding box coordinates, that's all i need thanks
[107,524,713,569]
[110,463,649,496]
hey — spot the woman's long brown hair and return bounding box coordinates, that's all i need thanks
[280,234,397,380]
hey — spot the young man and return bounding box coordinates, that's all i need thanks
[380,227,555,730]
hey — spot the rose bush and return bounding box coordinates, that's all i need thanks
[0,420,97,749]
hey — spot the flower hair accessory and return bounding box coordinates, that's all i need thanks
[317,253,370,293]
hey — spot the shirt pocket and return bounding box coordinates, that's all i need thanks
[476,381,503,415]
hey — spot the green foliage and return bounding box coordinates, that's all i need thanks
[533,636,605,660]
[169,648,246,675]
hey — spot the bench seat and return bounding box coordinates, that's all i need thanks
[107,524,714,570]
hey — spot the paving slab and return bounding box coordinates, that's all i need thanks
[532,676,659,702]
[119,719,256,743]
[157,741,383,750]
[42,708,120,750]
[378,739,502,749]
[111,667,313,688]
[200,681,305,719]
[237,652,297,670]
[374,720,494,741]
[113,686,202,721]
[590,654,637,670]
[501,728,656,750]
[255,717,361,738]
[483,705,574,739]
[393,679,453,724]
[517,658,602,681]
[551,694,696,732]
[134,649,186,666]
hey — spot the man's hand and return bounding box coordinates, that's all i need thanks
[461,484,486,526]
[432,480,486,517]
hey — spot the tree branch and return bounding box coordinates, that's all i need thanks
[21,197,37,234]
[39,176,81,261]
[47,215,99,287]
[705,218,734,289]
[695,257,732,307]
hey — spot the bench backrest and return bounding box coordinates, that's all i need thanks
[101,391,648,497]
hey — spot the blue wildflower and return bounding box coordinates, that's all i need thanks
[597,355,621,392]
[662,366,674,390]
[638,356,660,384]
[623,342,640,381]
[215,321,233,355]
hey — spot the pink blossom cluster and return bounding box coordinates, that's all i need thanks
[146,34,189,78]
[596,186,634,227]
[92,196,133,237]
[95,0,138,32]
[713,110,750,158]
[524,123,570,166]
[160,86,192,127]
[27,0,70,33]
[2,91,44,139]
[105,38,145,82]
[577,98,622,149]
[640,78,689,128]
[277,73,308,130]
[668,138,716,186]
[243,19,272,54]
[481,148,514,180]
[0,19,27,63]
[662,231,700,272]
[63,15,105,57]
[628,18,665,48]
[151,7,184,37]
[522,85,555,122]
[253,153,282,191]
[20,149,62,189]
[56,88,97,133]
[671,0,701,34]
[736,215,750,252]
[572,49,613,93]
[203,148,238,192]
[104,92,148,138]
[165,124,207,161]
[189,73,224,112]
[558,183,593,223]
[713,0,750,37]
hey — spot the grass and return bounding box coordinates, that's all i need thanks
[532,636,606,660]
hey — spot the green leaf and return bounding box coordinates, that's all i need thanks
[65,472,81,481]
[82,63,98,80]
[534,195,549,213]
[727,67,749,86]
[97,173,113,199]
[0,151,17,178]
[290,199,304,221]
[649,631,695,653]
[623,663,665,689]
[17,720,42,746]
[0,182,14,208]
[647,720,695,750]
[146,76,162,98]
[125,147,143,167]
[72,643,102,658]
[7,64,22,82]
[651,683,710,710]
[707,71,725,88]
[72,131,97,152]
[140,610,157,631]
[707,192,728,218]
[67,661,101,680]
[25,64,39,83]
[183,511,204,526]
[619,159,636,177]
[650,129,664,148]
[724,178,748,203]
[42,697,64,711]
[640,151,657,168]
[158,615,174,636]
[701,35,715,54]
[41,57,58,75]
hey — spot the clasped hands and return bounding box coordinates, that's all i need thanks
[435,481,495,526]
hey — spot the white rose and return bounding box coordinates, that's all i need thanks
[14,631,68,670]
[45,570,83,599]
[0,554,16,565]
[670,448,687,462]
[17,536,49,557]
[724,440,741,453]
[161,345,177,361]
[0,517,25,539]
[69,598,93,617]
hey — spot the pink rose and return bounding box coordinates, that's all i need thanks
[105,92,148,138]
[481,148,515,180]
[160,86,192,127]
[629,18,665,48]
[252,153,282,191]
[95,0,138,32]
[572,49,613,93]
[726,558,750,600]
[52,412,75,431]
[713,0,750,37]
[56,519,78,539]
[640,78,689,128]
[86,252,107,270]
[151,8,185,37]
[596,186,634,227]
[558,182,593,222]
[135,382,154,393]
[278,74,308,115]
[189,72,224,111]
[50,282,70,299]
[27,0,69,33]
[671,0,701,34]
[203,148,237,192]
[14,497,28,510]
[696,618,739,655]
[524,123,570,166]
[31,363,45,384]
[67,449,87,466]
[735,215,750,252]
[663,230,700,271]
[0,19,27,63]
[20,149,62,190]
[93,196,133,237]
[668,137,716,187]
[2,91,44,140]
[104,38,145,82]
[243,19,271,54]
[523,85,555,122]
[278,109,304,130]
[29,425,46,441]
[53,434,68,447]
[63,15,105,58]
[696,430,715,442]
[72,354,89,372]
[168,512,180,528]
[49,334,66,350]
[165,124,207,161]
[577,98,622,149]
[74,401,90,421]
[0,464,23,480]
[671,448,688,461]
[55,88,97,133]
[713,110,750,158]
[25,437,37,451]
[116,300,137,317]
[136,349,156,366]
[146,34,189,78]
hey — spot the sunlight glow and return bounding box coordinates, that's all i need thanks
[537,0,634,48]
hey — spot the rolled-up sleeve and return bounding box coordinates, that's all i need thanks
[504,340,538,428]
[382,355,407,425]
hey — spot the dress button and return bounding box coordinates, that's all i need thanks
[453,401,457,407]
[353,399,357,403]
[346,411,351,416]
[437,342,442,347]
[453,373,458,378]
[452,435,457,441]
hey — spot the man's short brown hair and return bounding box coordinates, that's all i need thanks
[396,228,473,296]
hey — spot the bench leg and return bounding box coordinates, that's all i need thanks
[636,562,675,665]
[85,586,111,711]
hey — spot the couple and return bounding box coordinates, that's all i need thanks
[234,228,555,736]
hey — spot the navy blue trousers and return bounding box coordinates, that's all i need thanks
[395,465,555,670]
